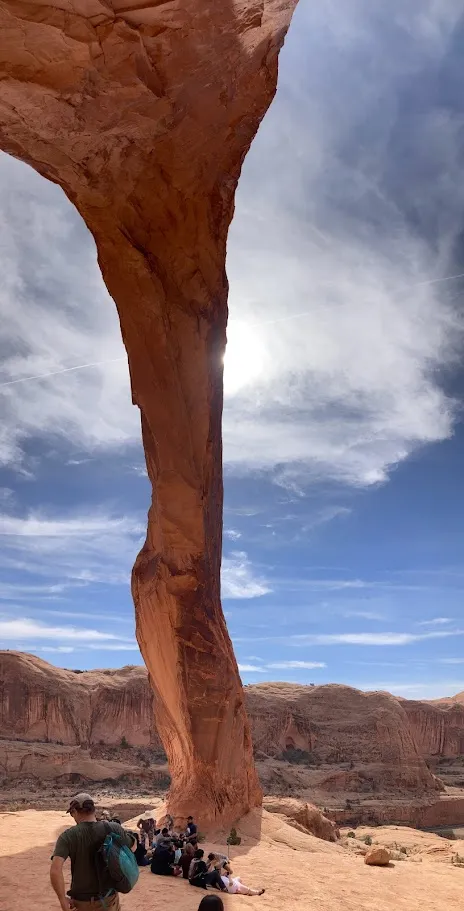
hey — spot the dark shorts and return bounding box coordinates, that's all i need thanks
[71,892,120,911]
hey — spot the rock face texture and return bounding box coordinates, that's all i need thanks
[4,652,464,825]
[404,700,464,758]
[0,0,298,826]
[262,796,339,842]
[0,652,156,747]
[246,682,440,794]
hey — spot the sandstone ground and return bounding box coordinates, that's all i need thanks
[1,808,462,911]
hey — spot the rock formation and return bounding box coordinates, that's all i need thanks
[262,796,339,842]
[364,846,391,867]
[0,0,298,826]
[245,682,440,793]
[5,652,464,815]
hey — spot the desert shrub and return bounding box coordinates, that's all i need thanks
[362,835,373,846]
[347,831,356,838]
[227,827,241,846]
[280,748,317,766]
[120,736,129,749]
[400,846,407,854]
[451,853,464,864]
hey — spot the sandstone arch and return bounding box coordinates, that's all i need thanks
[0,0,297,827]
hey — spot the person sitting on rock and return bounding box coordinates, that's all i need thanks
[221,870,265,896]
[207,853,231,874]
[189,849,226,891]
[150,841,175,876]
[134,832,151,867]
[155,827,171,847]
[179,842,195,879]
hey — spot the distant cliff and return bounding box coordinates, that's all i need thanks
[1,651,464,801]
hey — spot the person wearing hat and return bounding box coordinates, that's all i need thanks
[50,793,136,910]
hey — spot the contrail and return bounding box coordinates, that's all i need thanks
[2,271,464,389]
[0,357,126,389]
[252,270,464,328]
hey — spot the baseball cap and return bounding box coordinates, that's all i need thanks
[67,793,95,813]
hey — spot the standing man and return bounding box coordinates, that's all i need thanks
[186,816,197,840]
[50,793,136,911]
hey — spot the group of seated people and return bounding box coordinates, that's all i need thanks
[134,815,264,896]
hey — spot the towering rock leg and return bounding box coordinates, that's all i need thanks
[0,0,298,826]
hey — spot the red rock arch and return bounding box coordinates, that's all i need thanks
[0,0,297,828]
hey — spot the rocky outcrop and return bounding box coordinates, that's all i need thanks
[4,653,464,828]
[403,700,464,758]
[262,796,339,842]
[245,682,439,794]
[0,0,298,827]
[0,652,157,747]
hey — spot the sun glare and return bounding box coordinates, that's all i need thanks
[223,320,265,396]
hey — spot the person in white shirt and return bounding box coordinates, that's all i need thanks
[221,872,265,896]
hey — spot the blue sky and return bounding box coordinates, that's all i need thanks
[1,1,464,699]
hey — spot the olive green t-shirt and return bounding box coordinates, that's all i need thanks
[52,820,133,899]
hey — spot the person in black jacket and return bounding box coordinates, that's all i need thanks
[189,850,226,891]
[151,842,175,876]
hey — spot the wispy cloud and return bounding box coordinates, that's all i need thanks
[290,630,464,647]
[343,610,386,621]
[238,664,265,673]
[224,529,242,541]
[267,661,326,669]
[222,551,271,599]
[0,618,127,642]
[418,617,453,626]
[222,1,464,490]
[0,508,143,586]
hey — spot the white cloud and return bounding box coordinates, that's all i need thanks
[290,630,464,646]
[363,681,464,700]
[1,1,462,495]
[267,661,326,669]
[439,658,464,665]
[0,512,143,538]
[0,155,139,470]
[224,529,242,541]
[222,2,464,489]
[0,508,143,586]
[36,646,75,654]
[0,618,126,642]
[221,551,271,599]
[344,610,386,621]
[238,664,265,673]
[418,617,453,626]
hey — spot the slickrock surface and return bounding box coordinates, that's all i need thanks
[1,808,463,911]
[0,0,298,826]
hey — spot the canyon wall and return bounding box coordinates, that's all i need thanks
[0,0,298,827]
[3,653,464,803]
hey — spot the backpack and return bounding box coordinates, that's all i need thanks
[96,822,140,894]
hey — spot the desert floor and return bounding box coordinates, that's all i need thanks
[0,807,463,911]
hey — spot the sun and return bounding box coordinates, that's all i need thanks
[223,320,265,396]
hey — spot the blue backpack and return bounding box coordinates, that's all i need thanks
[96,823,140,895]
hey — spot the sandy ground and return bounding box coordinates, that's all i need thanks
[0,808,463,911]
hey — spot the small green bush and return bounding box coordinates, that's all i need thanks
[362,835,373,846]
[120,736,129,749]
[227,827,241,846]
[347,831,356,838]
